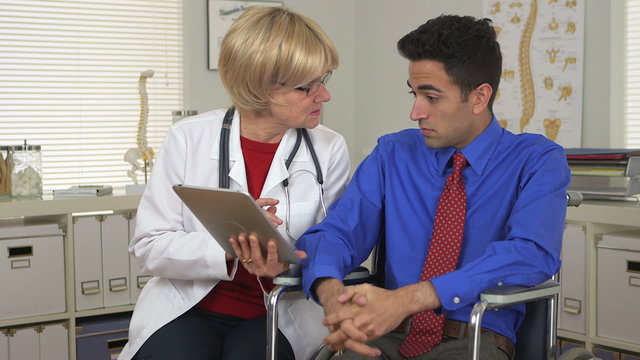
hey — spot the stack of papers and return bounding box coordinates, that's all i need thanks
[53,185,113,198]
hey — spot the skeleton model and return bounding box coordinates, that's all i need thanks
[125,70,155,184]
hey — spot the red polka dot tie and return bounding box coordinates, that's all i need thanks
[399,152,468,357]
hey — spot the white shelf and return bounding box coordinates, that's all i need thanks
[0,193,141,360]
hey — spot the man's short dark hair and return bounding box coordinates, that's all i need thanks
[397,15,502,111]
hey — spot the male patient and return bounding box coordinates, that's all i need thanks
[296,14,571,360]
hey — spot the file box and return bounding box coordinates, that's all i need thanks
[0,223,65,320]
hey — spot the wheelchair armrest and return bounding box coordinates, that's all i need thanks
[480,280,560,308]
[272,266,371,287]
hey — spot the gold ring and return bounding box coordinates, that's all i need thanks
[241,257,253,263]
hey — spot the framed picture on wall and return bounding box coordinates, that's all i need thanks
[207,0,283,70]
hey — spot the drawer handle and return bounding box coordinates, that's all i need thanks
[81,280,100,295]
[137,275,152,289]
[628,260,640,274]
[107,337,128,351]
[562,297,581,314]
[630,276,640,288]
[11,259,30,269]
[109,277,128,292]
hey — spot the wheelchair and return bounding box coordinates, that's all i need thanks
[267,191,595,360]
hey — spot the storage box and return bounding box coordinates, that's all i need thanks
[621,351,640,360]
[593,347,621,360]
[597,231,640,345]
[558,339,585,355]
[559,224,587,334]
[74,216,104,311]
[101,215,131,308]
[0,322,69,360]
[0,223,65,320]
[76,313,130,360]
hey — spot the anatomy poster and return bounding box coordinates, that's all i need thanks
[208,0,282,70]
[483,0,584,147]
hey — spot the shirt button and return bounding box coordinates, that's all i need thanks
[498,282,503,286]
[453,297,460,304]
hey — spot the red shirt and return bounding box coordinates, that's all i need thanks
[196,136,279,319]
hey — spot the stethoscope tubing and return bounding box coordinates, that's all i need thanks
[218,107,327,240]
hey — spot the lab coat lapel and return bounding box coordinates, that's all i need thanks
[260,129,309,197]
[210,109,247,190]
[227,116,247,190]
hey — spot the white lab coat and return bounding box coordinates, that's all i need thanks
[118,109,350,360]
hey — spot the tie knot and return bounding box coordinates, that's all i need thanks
[452,153,467,173]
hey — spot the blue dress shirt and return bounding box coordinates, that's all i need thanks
[297,118,571,342]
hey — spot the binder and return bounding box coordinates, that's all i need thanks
[74,216,104,311]
[101,215,131,308]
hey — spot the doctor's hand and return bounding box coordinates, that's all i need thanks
[229,233,307,278]
[256,198,283,227]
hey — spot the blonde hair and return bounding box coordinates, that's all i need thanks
[218,6,339,114]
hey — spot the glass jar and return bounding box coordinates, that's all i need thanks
[171,110,198,123]
[0,141,43,198]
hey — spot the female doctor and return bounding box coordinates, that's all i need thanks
[118,6,350,360]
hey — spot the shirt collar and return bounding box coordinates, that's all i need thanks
[435,116,502,176]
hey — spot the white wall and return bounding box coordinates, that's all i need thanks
[184,0,615,167]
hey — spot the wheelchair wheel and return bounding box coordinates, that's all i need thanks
[557,347,597,360]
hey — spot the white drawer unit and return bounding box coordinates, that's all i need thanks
[597,231,640,345]
[0,223,65,320]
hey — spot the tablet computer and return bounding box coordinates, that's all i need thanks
[173,184,300,264]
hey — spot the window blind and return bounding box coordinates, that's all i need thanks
[0,0,183,191]
[627,0,640,147]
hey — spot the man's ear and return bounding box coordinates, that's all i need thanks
[470,83,492,115]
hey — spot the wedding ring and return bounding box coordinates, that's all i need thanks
[241,257,253,263]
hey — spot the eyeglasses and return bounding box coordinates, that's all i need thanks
[295,71,332,96]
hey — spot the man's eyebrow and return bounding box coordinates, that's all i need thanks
[406,80,444,93]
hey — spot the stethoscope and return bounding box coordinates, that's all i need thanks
[218,107,327,240]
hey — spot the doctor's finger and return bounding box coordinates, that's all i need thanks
[237,233,252,259]
[228,236,243,258]
[256,198,279,207]
[248,234,267,262]
[263,209,283,226]
[265,240,281,263]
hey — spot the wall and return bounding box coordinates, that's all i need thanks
[184,0,615,167]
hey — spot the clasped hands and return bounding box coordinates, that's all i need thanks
[317,280,409,358]
[318,278,441,357]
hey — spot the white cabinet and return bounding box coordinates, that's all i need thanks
[562,200,640,355]
[597,231,640,345]
[0,194,141,360]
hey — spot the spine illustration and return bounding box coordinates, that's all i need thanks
[518,0,537,132]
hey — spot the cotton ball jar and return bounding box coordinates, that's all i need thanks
[12,166,43,197]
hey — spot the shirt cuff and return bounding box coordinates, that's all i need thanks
[430,270,475,311]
